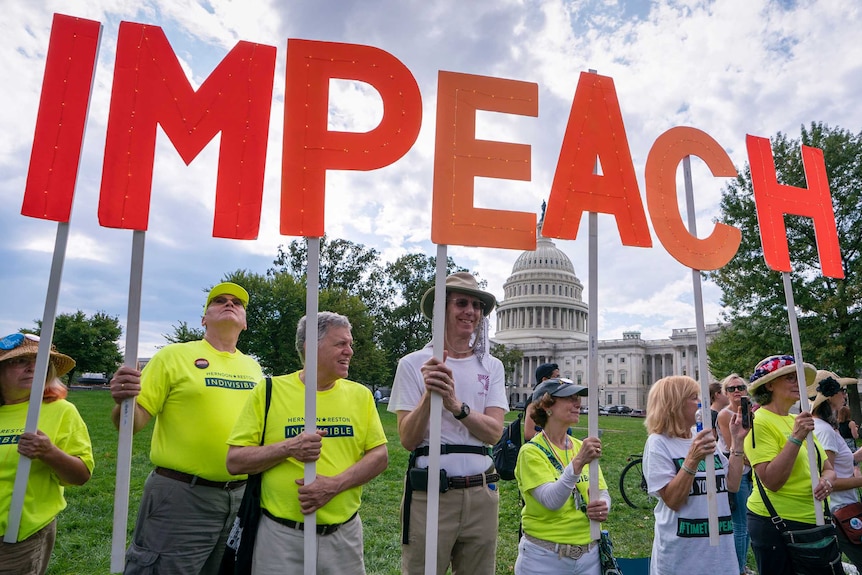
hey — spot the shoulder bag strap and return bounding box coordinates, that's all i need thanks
[523,441,563,473]
[260,377,272,447]
[753,438,829,530]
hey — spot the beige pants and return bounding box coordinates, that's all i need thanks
[401,485,500,575]
[0,519,56,575]
[251,513,365,575]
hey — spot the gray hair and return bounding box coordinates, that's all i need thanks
[295,312,352,364]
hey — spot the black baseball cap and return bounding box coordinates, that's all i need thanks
[532,378,588,403]
[535,363,559,384]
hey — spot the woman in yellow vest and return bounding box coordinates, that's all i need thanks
[0,334,94,575]
[514,378,609,575]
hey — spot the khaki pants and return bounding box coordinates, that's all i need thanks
[0,519,56,575]
[125,470,245,575]
[401,484,499,575]
[251,513,365,575]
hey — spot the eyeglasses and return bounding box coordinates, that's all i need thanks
[448,298,484,311]
[725,385,747,393]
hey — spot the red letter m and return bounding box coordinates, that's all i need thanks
[98,22,276,239]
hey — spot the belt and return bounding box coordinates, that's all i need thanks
[154,467,247,490]
[262,508,357,536]
[524,533,597,560]
[448,472,500,489]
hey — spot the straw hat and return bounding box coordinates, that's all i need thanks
[0,333,75,377]
[808,370,857,413]
[420,272,496,319]
[748,354,815,394]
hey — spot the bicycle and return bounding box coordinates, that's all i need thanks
[619,454,657,509]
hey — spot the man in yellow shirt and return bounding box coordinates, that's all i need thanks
[110,282,263,574]
[227,311,387,574]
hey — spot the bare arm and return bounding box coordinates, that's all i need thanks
[296,444,389,514]
[724,409,750,493]
[226,430,326,475]
[716,408,732,453]
[523,405,539,441]
[396,354,504,449]
[17,431,91,485]
[825,450,862,492]
[658,429,716,512]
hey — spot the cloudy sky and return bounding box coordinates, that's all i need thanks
[1,0,859,360]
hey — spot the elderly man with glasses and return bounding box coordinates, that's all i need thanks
[389,271,508,575]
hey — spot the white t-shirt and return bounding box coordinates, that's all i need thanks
[643,433,737,575]
[388,344,508,477]
[813,417,860,510]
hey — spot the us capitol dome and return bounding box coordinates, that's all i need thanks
[491,205,719,410]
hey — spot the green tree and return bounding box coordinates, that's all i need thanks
[271,236,392,317]
[491,342,523,405]
[706,122,862,417]
[163,321,205,344]
[376,254,467,371]
[216,270,389,388]
[28,310,123,384]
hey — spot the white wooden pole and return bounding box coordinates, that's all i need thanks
[424,244,448,575]
[587,212,601,542]
[4,222,70,543]
[110,230,146,572]
[585,96,601,540]
[304,237,321,575]
[782,272,825,525]
[682,156,719,545]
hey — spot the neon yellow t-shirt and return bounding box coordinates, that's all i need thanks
[745,407,826,523]
[228,372,387,524]
[515,435,607,545]
[138,339,262,481]
[0,400,94,541]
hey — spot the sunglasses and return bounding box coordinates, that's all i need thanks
[725,385,748,393]
[448,297,485,311]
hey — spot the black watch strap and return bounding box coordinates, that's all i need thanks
[454,402,470,420]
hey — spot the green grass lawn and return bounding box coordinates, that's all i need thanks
[48,390,655,574]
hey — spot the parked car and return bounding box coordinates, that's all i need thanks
[598,405,609,415]
[631,408,646,417]
[608,405,633,414]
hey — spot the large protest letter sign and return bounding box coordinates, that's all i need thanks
[22,14,101,222]
[543,71,651,247]
[645,127,740,270]
[746,134,843,278]
[98,21,277,239]
[431,71,538,249]
[281,39,422,236]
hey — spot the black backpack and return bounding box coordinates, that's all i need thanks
[493,411,523,480]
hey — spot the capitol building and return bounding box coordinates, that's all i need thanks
[491,214,719,411]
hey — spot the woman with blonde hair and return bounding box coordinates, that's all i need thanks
[716,374,753,575]
[0,334,93,575]
[643,375,748,575]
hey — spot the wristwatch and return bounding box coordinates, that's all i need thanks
[454,403,471,420]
